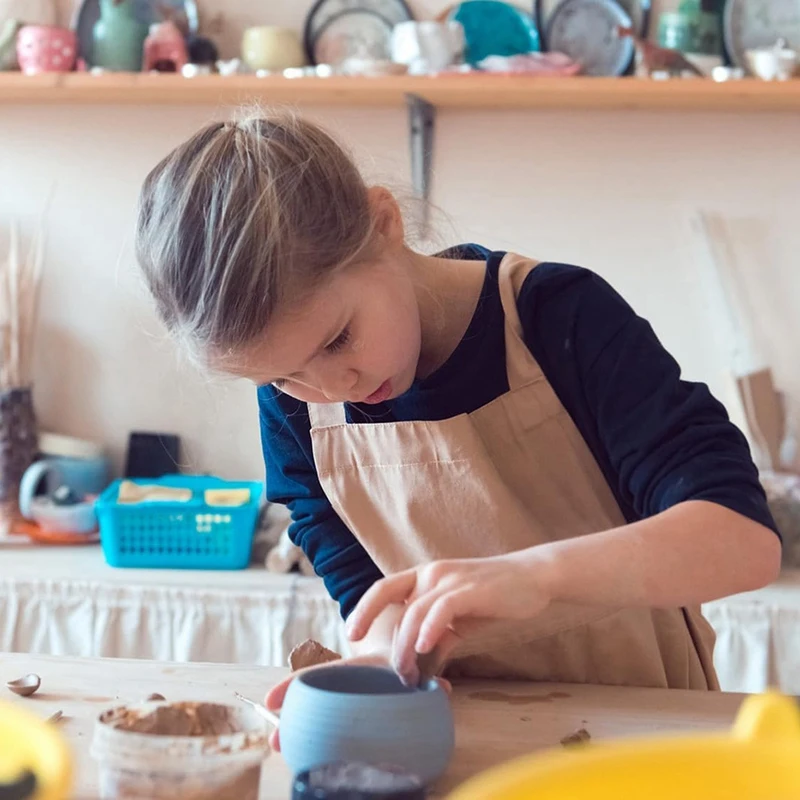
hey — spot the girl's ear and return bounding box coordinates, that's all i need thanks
[367,186,405,246]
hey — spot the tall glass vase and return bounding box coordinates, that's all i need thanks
[0,387,38,534]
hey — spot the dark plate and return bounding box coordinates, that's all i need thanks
[537,0,649,38]
[722,0,800,71]
[546,0,634,76]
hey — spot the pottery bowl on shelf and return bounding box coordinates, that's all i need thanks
[16,24,77,74]
[241,26,306,72]
[279,665,455,786]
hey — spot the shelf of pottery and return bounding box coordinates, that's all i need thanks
[1,0,799,108]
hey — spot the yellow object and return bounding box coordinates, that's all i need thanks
[204,488,251,507]
[0,699,72,799]
[448,692,800,800]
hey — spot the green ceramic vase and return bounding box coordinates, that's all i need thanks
[92,0,148,71]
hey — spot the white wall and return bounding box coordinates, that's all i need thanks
[2,0,799,479]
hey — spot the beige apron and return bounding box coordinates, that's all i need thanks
[308,253,719,689]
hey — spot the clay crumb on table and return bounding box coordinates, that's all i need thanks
[560,727,591,747]
[289,639,342,672]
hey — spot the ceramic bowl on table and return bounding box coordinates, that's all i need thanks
[279,664,455,786]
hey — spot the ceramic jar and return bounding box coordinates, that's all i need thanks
[391,21,465,75]
[16,24,77,74]
[241,26,306,72]
[279,665,455,786]
[143,20,188,72]
[746,40,799,81]
[92,0,148,72]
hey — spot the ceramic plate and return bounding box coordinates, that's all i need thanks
[536,0,649,37]
[311,10,396,65]
[72,0,199,66]
[723,0,800,71]
[303,0,413,64]
[449,0,540,65]
[545,0,633,76]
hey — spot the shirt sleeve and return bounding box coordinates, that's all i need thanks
[258,386,384,617]
[517,263,780,538]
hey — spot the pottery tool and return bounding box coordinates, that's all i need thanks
[233,692,280,728]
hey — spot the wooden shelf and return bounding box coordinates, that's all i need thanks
[3,72,800,111]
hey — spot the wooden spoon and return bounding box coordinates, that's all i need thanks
[7,673,41,697]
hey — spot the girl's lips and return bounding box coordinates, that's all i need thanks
[363,380,392,404]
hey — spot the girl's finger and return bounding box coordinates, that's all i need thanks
[268,728,281,752]
[347,571,417,641]
[392,588,450,683]
[265,676,293,710]
[416,589,476,655]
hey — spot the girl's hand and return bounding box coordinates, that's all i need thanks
[346,551,552,685]
[264,655,451,751]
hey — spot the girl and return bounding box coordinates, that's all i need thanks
[136,113,780,736]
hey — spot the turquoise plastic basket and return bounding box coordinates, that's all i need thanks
[95,475,264,570]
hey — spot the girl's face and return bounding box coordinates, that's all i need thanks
[229,254,423,405]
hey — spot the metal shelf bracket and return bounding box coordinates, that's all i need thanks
[406,93,435,236]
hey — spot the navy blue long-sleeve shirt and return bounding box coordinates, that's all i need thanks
[259,246,779,618]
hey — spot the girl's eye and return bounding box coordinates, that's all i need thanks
[325,326,351,354]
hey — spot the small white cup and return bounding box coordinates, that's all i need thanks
[391,20,465,75]
[745,41,799,81]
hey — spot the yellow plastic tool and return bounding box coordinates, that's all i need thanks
[448,691,800,800]
[0,700,72,800]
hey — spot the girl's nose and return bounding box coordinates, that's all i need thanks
[320,369,359,401]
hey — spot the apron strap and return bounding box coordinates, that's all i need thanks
[308,402,347,429]
[497,253,546,391]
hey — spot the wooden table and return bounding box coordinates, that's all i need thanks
[0,653,746,799]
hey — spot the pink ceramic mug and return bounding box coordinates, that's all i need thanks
[17,25,78,75]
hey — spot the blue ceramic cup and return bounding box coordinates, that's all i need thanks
[279,665,455,786]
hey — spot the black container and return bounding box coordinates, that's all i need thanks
[292,763,426,800]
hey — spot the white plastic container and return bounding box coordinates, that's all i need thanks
[90,700,270,799]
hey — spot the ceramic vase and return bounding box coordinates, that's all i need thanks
[92,0,148,72]
[143,20,188,72]
[16,24,77,74]
[279,665,455,785]
[0,387,38,534]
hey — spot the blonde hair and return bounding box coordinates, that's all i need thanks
[135,112,377,367]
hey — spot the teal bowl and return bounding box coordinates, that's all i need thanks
[279,665,455,785]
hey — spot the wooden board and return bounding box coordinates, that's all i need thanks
[0,652,745,799]
[3,73,800,111]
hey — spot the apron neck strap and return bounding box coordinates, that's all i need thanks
[497,253,545,391]
[308,402,347,429]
